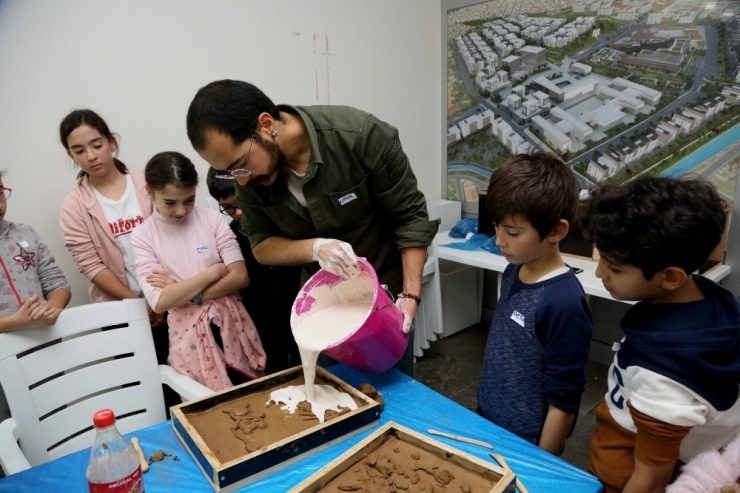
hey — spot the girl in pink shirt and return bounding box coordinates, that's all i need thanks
[131,151,265,391]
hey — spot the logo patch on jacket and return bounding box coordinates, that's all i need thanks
[196,244,209,253]
[510,310,525,327]
[338,193,358,205]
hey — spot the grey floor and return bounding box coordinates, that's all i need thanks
[414,323,609,471]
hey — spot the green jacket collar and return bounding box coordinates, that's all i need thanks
[278,104,321,183]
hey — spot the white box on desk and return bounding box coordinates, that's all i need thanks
[439,258,480,337]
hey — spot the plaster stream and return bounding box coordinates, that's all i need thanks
[268,277,374,422]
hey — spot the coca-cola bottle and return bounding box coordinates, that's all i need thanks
[86,409,145,493]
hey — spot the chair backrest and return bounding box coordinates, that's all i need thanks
[0,299,166,467]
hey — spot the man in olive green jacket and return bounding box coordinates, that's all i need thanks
[186,79,439,376]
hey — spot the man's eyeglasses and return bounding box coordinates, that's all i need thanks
[0,187,12,200]
[219,205,240,215]
[216,135,254,180]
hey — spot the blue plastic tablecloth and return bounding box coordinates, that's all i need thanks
[0,366,603,492]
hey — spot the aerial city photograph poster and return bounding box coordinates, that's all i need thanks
[446,0,740,208]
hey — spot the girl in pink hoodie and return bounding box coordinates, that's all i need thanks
[58,109,153,304]
[131,151,265,391]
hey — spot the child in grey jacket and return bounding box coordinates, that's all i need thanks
[0,172,70,332]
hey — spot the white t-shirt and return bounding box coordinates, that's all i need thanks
[92,174,144,296]
[286,167,307,207]
[537,266,570,282]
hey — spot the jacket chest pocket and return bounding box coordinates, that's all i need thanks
[327,176,372,230]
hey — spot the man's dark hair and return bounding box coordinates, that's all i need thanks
[186,80,281,150]
[582,176,726,279]
[486,152,579,240]
[206,166,236,200]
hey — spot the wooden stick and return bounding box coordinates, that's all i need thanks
[131,437,149,473]
[490,452,528,493]
[426,429,494,449]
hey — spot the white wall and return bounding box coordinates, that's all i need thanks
[0,0,442,306]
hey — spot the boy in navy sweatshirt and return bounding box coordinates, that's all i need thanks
[477,153,593,455]
[584,176,740,493]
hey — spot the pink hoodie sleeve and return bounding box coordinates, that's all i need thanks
[59,192,107,281]
[212,210,244,266]
[130,221,163,310]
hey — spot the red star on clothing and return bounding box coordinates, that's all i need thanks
[13,248,35,271]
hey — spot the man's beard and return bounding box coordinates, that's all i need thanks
[246,136,288,189]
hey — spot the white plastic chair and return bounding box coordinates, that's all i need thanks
[0,298,212,475]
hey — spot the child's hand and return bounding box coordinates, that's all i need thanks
[38,306,62,324]
[147,269,176,289]
[28,299,60,321]
[13,296,54,328]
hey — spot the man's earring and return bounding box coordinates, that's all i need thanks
[271,130,278,138]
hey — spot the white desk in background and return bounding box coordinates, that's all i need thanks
[432,230,732,305]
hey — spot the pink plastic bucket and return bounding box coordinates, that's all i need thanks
[291,258,408,374]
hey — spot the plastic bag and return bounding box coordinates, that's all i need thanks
[481,236,502,255]
[444,218,502,255]
[448,218,478,238]
[442,233,489,250]
[442,234,502,256]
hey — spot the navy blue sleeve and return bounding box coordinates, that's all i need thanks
[535,276,593,414]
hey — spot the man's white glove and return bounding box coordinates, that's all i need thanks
[395,297,416,334]
[312,238,360,278]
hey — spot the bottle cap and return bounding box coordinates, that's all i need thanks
[92,409,116,429]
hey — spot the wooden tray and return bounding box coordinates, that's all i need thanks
[290,421,517,492]
[171,365,381,492]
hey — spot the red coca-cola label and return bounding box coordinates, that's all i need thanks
[88,467,144,493]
